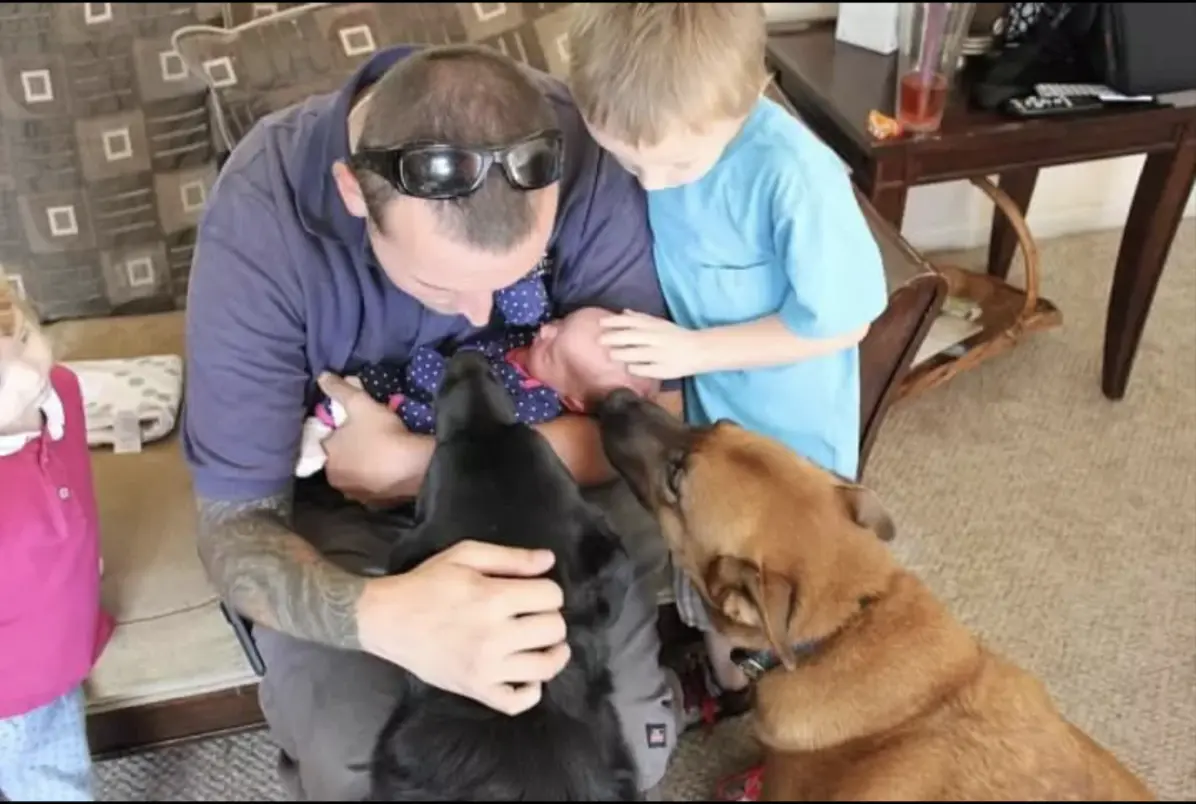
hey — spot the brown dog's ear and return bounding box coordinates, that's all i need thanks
[837,483,896,542]
[705,556,800,669]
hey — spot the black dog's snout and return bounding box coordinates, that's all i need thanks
[434,349,519,436]
[442,349,492,385]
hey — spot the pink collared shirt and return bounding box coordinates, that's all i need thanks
[0,365,114,719]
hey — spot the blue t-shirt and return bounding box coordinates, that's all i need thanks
[647,97,888,480]
[182,46,673,503]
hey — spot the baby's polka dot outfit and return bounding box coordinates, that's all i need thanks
[315,269,561,435]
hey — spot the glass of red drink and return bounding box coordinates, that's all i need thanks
[895,2,977,133]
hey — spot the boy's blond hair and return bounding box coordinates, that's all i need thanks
[567,3,769,148]
[0,274,40,340]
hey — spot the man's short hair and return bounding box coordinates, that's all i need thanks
[567,3,769,148]
[354,44,559,254]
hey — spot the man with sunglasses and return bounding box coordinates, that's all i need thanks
[183,43,684,800]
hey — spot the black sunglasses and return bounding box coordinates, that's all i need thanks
[349,129,565,201]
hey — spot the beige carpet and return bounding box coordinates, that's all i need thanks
[95,222,1196,801]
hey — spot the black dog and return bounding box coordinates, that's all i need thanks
[365,350,641,802]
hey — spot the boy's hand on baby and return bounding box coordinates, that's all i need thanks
[317,372,430,507]
[598,310,705,380]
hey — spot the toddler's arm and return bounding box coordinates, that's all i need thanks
[695,315,872,373]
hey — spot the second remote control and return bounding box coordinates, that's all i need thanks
[1003,94,1104,118]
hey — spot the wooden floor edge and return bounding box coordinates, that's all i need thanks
[87,683,266,761]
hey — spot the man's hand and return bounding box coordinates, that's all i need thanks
[318,373,434,507]
[597,309,707,380]
[358,540,570,716]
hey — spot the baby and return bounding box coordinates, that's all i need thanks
[295,306,658,478]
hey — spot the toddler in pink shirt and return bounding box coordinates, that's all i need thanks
[0,277,114,801]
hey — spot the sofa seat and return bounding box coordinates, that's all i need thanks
[87,434,255,714]
[44,312,259,753]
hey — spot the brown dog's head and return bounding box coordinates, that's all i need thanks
[595,389,897,670]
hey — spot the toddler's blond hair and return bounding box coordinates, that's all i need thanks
[0,274,40,340]
[567,3,770,148]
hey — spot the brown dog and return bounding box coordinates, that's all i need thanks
[594,389,1154,801]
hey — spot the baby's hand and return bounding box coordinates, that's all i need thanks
[295,376,362,478]
[293,368,351,480]
[313,376,359,430]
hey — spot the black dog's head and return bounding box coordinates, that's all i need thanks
[389,350,634,632]
[372,352,641,800]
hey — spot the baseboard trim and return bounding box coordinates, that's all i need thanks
[904,184,1196,254]
[88,683,265,761]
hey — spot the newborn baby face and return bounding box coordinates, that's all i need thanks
[525,307,658,410]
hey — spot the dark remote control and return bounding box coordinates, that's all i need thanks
[1002,93,1106,118]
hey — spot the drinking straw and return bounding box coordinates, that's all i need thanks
[919,2,949,85]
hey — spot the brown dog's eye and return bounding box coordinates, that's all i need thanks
[664,452,685,500]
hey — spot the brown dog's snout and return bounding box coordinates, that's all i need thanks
[594,390,695,512]
[592,388,653,451]
[593,387,641,420]
[593,389,655,495]
[594,388,680,450]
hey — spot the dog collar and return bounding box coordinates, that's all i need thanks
[730,642,820,682]
[729,595,878,682]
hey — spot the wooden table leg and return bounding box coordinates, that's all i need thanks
[1103,135,1196,400]
[987,167,1039,280]
[867,182,909,231]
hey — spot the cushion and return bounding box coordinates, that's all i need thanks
[0,3,225,323]
[174,2,577,153]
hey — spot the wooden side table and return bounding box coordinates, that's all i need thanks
[766,23,1196,401]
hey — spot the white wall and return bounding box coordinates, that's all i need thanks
[764,3,840,24]
[764,3,1196,253]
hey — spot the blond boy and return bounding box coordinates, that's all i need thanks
[567,2,890,778]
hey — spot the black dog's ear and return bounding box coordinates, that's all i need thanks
[574,511,636,629]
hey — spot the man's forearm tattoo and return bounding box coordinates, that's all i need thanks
[196,487,366,651]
